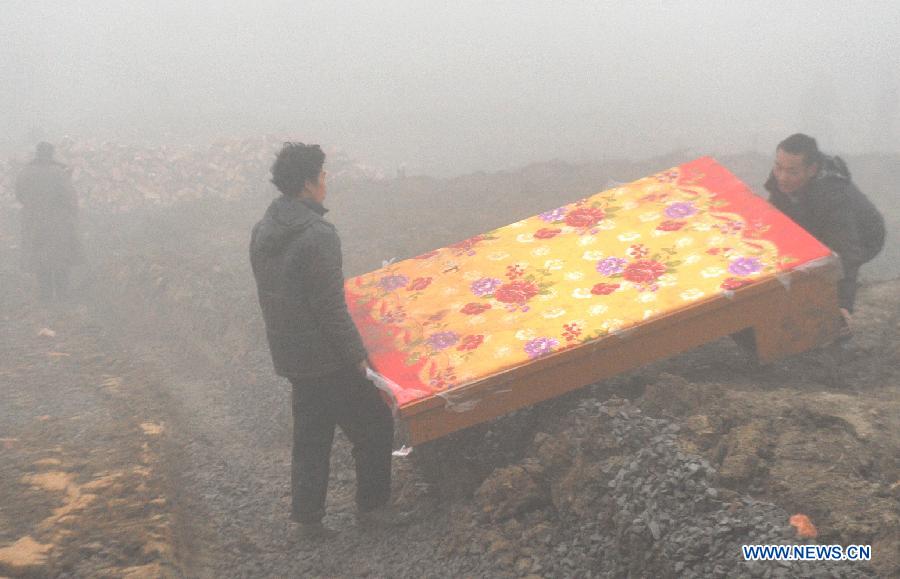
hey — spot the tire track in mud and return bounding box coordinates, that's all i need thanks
[0,209,454,578]
[91,326,425,578]
[0,270,180,577]
[81,247,461,577]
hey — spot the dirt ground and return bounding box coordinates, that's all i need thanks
[635,279,900,574]
[0,240,176,576]
[1,152,898,577]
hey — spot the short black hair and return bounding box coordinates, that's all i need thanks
[777,133,821,166]
[270,142,325,196]
[36,141,54,160]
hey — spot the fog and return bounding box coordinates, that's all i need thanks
[3,0,899,175]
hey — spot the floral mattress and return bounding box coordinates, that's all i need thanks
[346,157,832,410]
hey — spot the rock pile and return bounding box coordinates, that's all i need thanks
[457,397,876,578]
[1,136,384,213]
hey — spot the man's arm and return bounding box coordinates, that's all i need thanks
[62,170,78,214]
[14,170,30,206]
[816,185,867,266]
[301,224,369,371]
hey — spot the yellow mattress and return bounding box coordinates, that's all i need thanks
[346,157,840,443]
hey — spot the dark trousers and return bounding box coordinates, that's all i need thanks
[36,263,69,302]
[290,367,394,523]
[838,263,860,313]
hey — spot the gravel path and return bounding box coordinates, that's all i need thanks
[2,175,896,577]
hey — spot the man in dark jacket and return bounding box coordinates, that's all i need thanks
[250,142,395,539]
[765,134,885,335]
[14,142,81,302]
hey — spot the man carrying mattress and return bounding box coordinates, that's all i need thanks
[250,142,406,539]
[765,133,885,340]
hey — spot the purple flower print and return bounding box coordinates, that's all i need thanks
[379,274,409,291]
[539,207,567,222]
[470,277,502,296]
[596,257,628,276]
[664,202,697,219]
[728,257,763,276]
[524,337,559,359]
[427,331,459,350]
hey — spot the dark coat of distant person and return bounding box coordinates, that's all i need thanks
[14,152,81,272]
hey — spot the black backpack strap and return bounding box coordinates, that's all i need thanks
[831,155,851,179]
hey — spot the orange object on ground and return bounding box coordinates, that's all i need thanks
[347,157,841,444]
[789,514,819,538]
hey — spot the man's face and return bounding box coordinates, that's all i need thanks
[306,169,328,204]
[773,148,818,194]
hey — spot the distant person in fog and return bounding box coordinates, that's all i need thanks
[765,133,885,339]
[14,142,82,302]
[249,142,404,540]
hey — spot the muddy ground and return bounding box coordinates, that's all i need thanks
[1,151,898,577]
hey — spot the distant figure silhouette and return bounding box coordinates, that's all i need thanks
[14,142,82,302]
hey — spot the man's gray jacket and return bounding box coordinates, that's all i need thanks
[250,195,367,380]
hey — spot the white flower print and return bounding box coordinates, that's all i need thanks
[588,304,609,316]
[515,328,536,341]
[680,289,705,301]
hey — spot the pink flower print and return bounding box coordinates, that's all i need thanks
[657,220,687,231]
[534,227,562,239]
[627,244,649,259]
[623,260,666,284]
[407,277,432,291]
[505,264,525,280]
[461,302,492,315]
[590,283,620,295]
[721,277,750,290]
[494,281,540,305]
[655,169,679,183]
[380,308,407,324]
[456,334,484,351]
[562,323,582,342]
[564,207,605,228]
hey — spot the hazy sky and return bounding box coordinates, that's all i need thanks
[3,1,899,175]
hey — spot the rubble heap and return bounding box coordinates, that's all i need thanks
[1,136,384,213]
[435,397,878,578]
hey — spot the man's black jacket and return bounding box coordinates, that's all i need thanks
[15,159,81,272]
[250,195,367,380]
[765,156,885,268]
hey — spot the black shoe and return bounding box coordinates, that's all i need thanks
[834,315,853,345]
[293,521,340,541]
[356,505,415,528]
